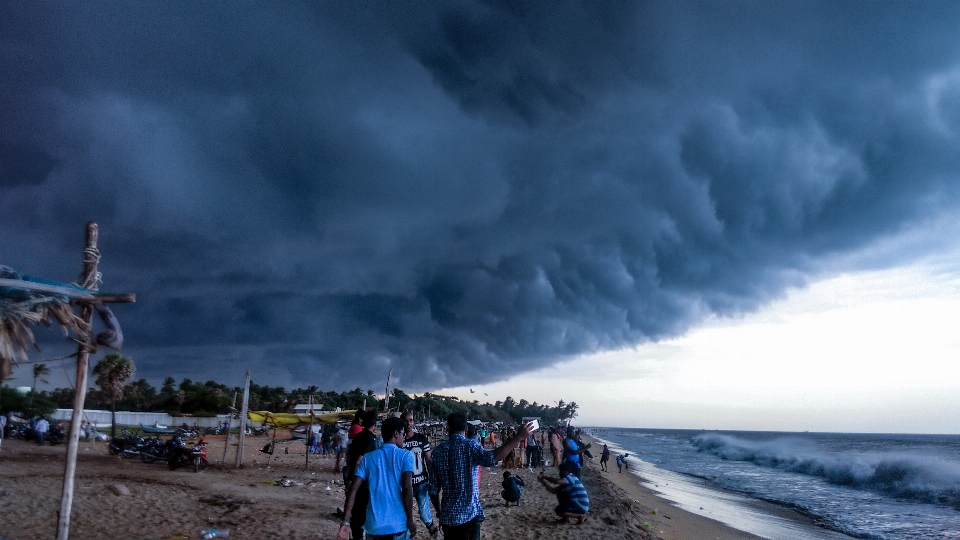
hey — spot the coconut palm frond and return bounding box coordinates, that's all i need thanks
[0,265,95,379]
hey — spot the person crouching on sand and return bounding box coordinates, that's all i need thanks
[501,471,525,507]
[537,462,590,524]
[616,453,629,473]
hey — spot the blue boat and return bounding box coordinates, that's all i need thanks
[140,423,176,434]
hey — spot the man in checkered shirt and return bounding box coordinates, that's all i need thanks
[428,412,533,540]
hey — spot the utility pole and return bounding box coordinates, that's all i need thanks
[221,391,237,464]
[383,368,393,412]
[305,395,313,468]
[236,371,251,468]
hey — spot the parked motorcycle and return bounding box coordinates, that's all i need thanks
[139,437,170,463]
[108,430,143,456]
[47,423,66,445]
[167,437,208,472]
[3,421,23,439]
[9,423,31,440]
[121,440,146,459]
[176,427,199,438]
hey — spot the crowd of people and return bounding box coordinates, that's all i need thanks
[2,404,630,539]
[330,410,622,539]
[0,414,66,445]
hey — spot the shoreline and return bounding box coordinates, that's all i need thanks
[579,435,765,539]
[583,434,854,540]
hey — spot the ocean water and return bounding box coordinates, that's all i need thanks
[588,428,960,539]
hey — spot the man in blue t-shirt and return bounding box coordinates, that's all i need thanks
[337,417,416,540]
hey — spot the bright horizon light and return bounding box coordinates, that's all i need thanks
[438,259,960,434]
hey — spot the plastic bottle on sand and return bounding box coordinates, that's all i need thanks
[201,529,230,539]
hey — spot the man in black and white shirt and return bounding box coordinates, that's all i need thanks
[402,411,439,537]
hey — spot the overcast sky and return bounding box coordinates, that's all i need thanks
[4,2,960,430]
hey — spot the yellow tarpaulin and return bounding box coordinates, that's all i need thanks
[247,409,357,427]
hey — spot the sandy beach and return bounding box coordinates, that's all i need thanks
[0,434,762,540]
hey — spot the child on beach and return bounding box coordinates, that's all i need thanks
[537,462,590,524]
[501,471,525,506]
[616,453,629,473]
[503,440,517,468]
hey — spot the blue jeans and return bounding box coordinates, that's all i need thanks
[413,481,433,526]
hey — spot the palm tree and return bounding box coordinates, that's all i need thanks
[92,353,135,438]
[27,363,52,409]
[175,390,185,414]
[32,363,51,392]
[565,401,580,422]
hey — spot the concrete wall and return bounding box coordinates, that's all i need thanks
[52,409,228,429]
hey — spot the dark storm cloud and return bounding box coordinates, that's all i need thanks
[3,1,960,389]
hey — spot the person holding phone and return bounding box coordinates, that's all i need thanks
[429,413,534,540]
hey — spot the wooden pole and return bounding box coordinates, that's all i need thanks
[221,391,237,464]
[0,283,135,307]
[268,423,277,465]
[57,222,98,540]
[305,395,313,469]
[236,371,250,468]
[384,368,392,412]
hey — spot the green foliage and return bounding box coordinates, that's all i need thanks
[0,387,56,418]
[50,387,75,408]
[92,353,135,401]
[42,375,582,426]
[32,363,51,391]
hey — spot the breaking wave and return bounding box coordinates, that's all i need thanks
[691,433,960,509]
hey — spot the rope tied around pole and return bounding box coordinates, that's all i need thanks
[78,246,102,291]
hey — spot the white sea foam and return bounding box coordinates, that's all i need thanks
[589,428,960,539]
[691,433,960,508]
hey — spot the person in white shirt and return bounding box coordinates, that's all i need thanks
[35,417,50,445]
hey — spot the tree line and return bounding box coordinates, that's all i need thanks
[1,356,581,426]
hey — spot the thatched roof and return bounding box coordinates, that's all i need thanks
[0,266,90,380]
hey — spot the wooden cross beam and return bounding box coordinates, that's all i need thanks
[57,222,136,540]
[0,278,136,306]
